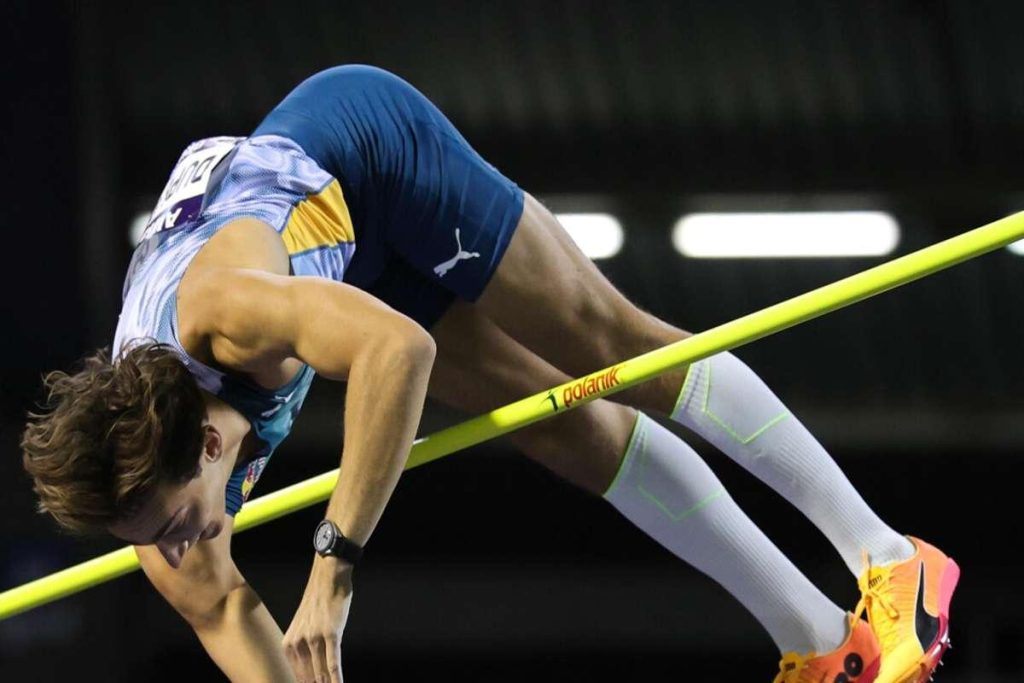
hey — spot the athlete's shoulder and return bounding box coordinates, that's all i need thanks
[174,218,286,342]
[189,217,290,274]
[180,217,290,312]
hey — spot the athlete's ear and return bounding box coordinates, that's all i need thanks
[201,424,224,464]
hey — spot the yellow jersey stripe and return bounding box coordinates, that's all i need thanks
[281,179,355,255]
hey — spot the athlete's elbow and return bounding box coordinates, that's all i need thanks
[392,321,436,367]
[362,315,434,374]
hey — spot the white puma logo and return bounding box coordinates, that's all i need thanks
[433,228,480,278]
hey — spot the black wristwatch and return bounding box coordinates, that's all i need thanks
[313,520,364,565]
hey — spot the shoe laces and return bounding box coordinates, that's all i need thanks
[856,550,902,651]
[773,651,810,683]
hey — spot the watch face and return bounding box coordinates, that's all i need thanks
[314,521,335,553]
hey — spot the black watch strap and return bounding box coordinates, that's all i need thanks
[313,520,364,565]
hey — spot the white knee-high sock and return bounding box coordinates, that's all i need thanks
[604,413,848,655]
[671,352,914,574]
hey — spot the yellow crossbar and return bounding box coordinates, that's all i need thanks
[3,211,1022,621]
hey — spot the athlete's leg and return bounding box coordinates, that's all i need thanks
[136,513,293,682]
[476,194,690,415]
[476,193,914,575]
[428,303,851,656]
[429,301,633,493]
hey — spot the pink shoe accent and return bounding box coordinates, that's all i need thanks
[861,656,881,682]
[938,558,961,617]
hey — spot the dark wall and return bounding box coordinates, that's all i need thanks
[0,2,82,420]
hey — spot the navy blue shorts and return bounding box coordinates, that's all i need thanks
[252,65,525,330]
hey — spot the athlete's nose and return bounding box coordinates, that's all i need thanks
[159,543,183,569]
[159,538,194,569]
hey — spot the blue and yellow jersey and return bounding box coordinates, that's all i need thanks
[111,64,525,515]
[113,134,355,514]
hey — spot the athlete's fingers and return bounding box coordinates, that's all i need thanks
[325,635,343,683]
[309,635,328,683]
[285,637,316,683]
[282,640,299,681]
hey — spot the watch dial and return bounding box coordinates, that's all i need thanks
[314,522,333,552]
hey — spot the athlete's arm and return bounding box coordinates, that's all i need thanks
[136,516,295,683]
[187,257,435,683]
[192,261,437,539]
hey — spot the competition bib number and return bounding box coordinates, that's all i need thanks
[138,137,242,242]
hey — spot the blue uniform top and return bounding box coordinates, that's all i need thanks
[113,134,357,514]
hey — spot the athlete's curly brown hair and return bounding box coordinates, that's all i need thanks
[20,340,207,534]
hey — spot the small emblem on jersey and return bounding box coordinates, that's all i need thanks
[433,228,480,278]
[240,456,269,502]
[260,402,285,419]
[260,387,298,419]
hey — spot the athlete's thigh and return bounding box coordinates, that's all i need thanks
[476,193,691,410]
[428,301,635,494]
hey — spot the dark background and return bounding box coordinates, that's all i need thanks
[2,1,1023,681]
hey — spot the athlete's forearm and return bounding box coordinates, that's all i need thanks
[325,326,435,549]
[193,582,295,683]
[278,302,434,681]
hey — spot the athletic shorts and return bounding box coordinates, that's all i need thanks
[252,64,525,330]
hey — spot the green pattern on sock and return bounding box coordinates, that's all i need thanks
[637,483,727,522]
[670,360,700,419]
[626,418,725,520]
[677,357,791,445]
[602,411,645,498]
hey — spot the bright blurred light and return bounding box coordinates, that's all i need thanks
[556,213,624,259]
[1008,239,1024,255]
[129,211,150,246]
[130,208,626,258]
[672,211,900,258]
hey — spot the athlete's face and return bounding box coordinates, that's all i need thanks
[109,426,230,569]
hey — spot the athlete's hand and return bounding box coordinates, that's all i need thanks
[283,557,354,683]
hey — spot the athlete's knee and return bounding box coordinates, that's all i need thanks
[513,401,636,494]
[591,303,689,370]
[137,544,244,629]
